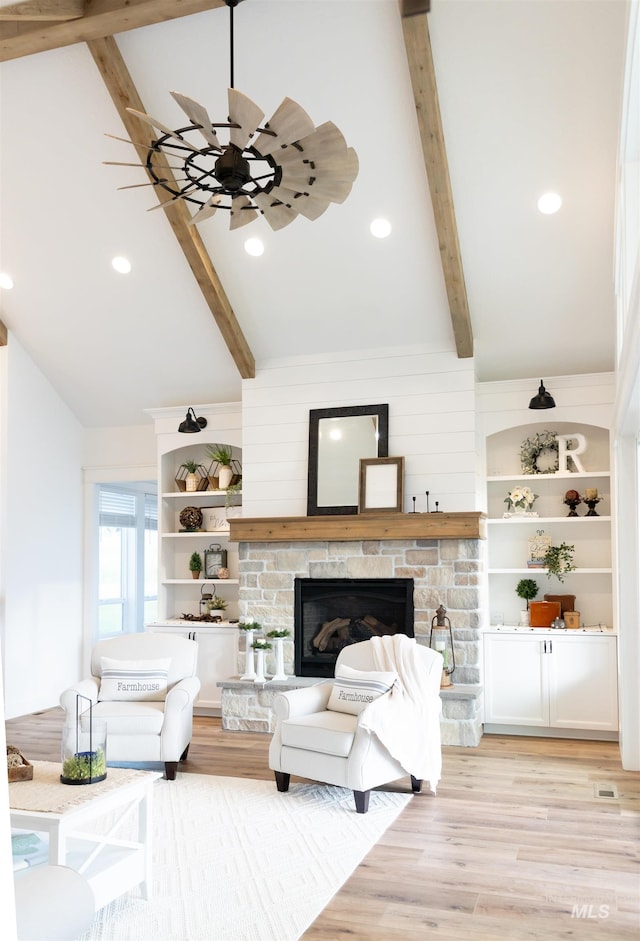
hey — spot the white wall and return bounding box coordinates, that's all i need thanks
[1,333,84,719]
[241,345,477,517]
[613,0,640,772]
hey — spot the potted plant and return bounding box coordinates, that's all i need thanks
[515,578,538,626]
[206,444,234,490]
[207,596,228,613]
[189,551,203,579]
[176,459,206,492]
[544,542,576,583]
[516,578,539,609]
[504,486,538,515]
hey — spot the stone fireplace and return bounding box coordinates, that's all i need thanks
[222,513,486,746]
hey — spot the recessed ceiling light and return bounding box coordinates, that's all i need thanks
[112,256,132,274]
[244,237,264,257]
[370,218,392,239]
[537,193,562,215]
[0,272,14,289]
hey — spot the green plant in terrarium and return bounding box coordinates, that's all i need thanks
[183,460,199,474]
[544,543,576,583]
[515,578,539,608]
[61,747,106,782]
[189,552,203,572]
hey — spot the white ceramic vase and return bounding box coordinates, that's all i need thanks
[240,631,255,680]
[271,637,287,682]
[185,472,198,492]
[218,465,233,490]
[520,609,530,626]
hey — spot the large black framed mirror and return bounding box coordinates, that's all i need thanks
[307,404,389,515]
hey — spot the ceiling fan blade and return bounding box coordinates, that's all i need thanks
[126,108,204,154]
[230,194,258,230]
[279,175,354,204]
[253,192,299,231]
[170,92,222,150]
[267,185,330,221]
[187,194,223,226]
[279,147,359,186]
[279,122,353,166]
[103,160,184,171]
[253,97,316,156]
[228,89,265,151]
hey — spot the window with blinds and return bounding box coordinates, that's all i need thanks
[97,484,157,637]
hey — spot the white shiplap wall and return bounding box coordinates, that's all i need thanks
[241,345,477,517]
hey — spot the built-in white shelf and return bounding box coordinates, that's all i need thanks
[488,568,612,575]
[162,530,230,538]
[488,516,611,525]
[487,472,609,482]
[162,578,239,585]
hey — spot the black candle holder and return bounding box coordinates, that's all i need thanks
[563,496,582,517]
[584,497,601,516]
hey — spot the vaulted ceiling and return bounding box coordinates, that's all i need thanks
[0,0,628,427]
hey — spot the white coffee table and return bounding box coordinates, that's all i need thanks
[10,761,161,910]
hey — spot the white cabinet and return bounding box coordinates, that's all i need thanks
[148,623,239,714]
[485,423,613,629]
[483,630,618,737]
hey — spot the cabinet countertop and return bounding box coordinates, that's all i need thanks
[483,625,616,636]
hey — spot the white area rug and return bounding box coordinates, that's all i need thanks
[81,773,411,941]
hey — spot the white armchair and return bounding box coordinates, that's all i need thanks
[60,632,200,780]
[269,636,443,813]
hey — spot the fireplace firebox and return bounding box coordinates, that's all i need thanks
[294,577,414,678]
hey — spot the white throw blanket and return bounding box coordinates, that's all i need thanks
[358,635,443,790]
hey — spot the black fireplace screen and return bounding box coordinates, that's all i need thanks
[294,577,414,678]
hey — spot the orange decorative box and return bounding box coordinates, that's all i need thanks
[529,600,561,628]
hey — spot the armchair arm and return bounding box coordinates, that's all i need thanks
[272,682,332,720]
[59,679,100,718]
[165,676,201,711]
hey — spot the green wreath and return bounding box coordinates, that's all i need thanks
[520,431,559,475]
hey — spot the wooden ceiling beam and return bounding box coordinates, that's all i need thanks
[0,0,85,22]
[0,0,224,61]
[87,34,255,379]
[401,8,474,359]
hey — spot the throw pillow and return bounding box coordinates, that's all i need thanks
[327,664,397,716]
[98,657,171,702]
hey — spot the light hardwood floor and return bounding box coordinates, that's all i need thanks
[6,709,640,940]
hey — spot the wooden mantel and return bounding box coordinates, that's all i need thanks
[229,512,486,543]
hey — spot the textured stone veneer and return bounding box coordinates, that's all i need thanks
[237,537,482,680]
[234,536,484,745]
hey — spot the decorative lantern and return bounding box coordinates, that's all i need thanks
[61,694,107,785]
[204,543,227,579]
[428,604,456,688]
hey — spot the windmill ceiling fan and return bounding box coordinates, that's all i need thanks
[108,0,359,231]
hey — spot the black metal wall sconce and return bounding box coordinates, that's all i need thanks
[178,408,208,433]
